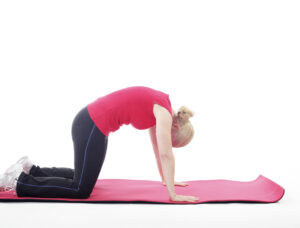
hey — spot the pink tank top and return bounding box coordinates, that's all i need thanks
[87,86,173,136]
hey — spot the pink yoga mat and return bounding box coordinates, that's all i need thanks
[0,174,285,204]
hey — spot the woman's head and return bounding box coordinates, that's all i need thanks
[171,106,195,148]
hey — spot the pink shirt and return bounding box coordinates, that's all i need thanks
[87,86,172,136]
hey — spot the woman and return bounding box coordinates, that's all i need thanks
[0,86,198,202]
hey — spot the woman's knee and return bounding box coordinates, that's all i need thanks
[77,193,90,199]
[76,188,93,199]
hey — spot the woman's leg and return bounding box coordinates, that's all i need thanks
[16,106,108,199]
[29,165,75,179]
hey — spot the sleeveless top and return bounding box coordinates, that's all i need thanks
[87,86,173,136]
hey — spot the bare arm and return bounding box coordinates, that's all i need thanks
[151,104,199,202]
[153,105,176,199]
[149,125,165,183]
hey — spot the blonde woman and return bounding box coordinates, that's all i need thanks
[0,86,198,202]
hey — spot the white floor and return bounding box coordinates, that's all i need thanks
[1,191,299,228]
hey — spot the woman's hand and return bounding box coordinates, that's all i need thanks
[162,181,189,186]
[170,194,199,202]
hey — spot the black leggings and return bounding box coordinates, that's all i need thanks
[16,106,108,199]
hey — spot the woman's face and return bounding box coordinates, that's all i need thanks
[171,121,181,147]
[171,129,177,147]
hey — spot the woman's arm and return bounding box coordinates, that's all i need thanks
[153,104,176,199]
[149,126,190,187]
[149,125,165,183]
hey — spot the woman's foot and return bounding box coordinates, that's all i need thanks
[16,156,33,175]
[0,163,23,192]
[0,156,34,192]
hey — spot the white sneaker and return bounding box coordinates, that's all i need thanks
[0,163,23,192]
[16,156,33,175]
[0,174,9,192]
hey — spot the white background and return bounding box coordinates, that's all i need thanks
[0,0,299,227]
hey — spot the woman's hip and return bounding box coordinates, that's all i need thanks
[71,106,106,141]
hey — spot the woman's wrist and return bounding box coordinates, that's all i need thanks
[169,193,176,200]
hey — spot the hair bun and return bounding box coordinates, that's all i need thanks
[177,106,194,123]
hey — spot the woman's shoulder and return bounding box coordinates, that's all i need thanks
[153,104,173,121]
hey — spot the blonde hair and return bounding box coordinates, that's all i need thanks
[171,106,195,148]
